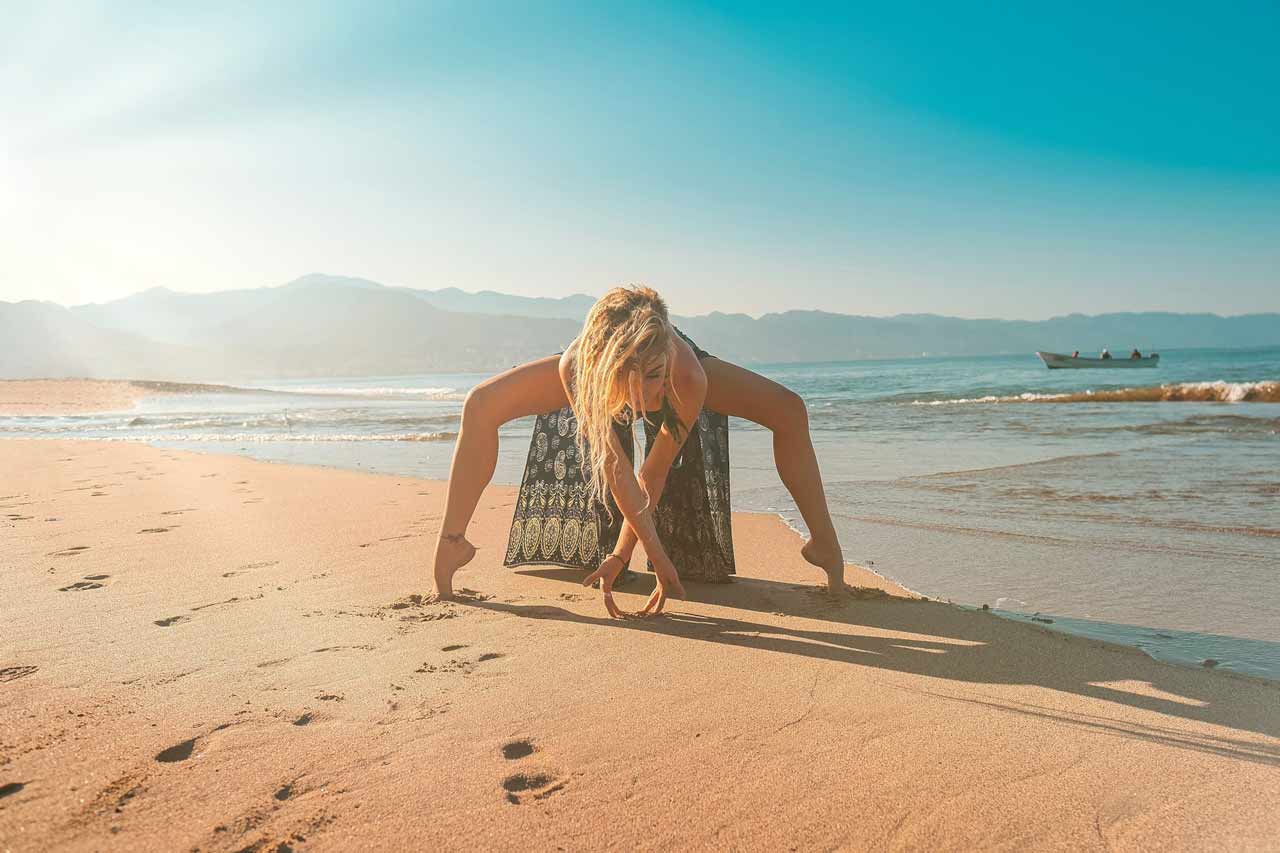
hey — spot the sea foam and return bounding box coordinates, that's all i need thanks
[914,380,1280,406]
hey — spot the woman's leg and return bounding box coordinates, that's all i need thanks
[701,358,846,593]
[432,355,569,598]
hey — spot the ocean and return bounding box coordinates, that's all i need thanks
[6,346,1277,679]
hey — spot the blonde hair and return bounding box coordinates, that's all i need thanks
[569,286,682,518]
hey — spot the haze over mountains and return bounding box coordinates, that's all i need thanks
[3,274,1277,380]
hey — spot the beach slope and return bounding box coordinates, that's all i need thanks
[1,439,1277,851]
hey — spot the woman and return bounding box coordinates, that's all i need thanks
[431,286,846,616]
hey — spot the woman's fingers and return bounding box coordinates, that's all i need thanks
[584,555,623,589]
[653,564,685,600]
[636,586,666,617]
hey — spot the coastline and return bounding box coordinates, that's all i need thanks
[0,379,246,416]
[3,436,1278,849]
[5,378,1275,678]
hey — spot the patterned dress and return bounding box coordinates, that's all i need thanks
[503,333,735,583]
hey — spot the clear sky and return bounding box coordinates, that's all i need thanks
[3,1,1277,318]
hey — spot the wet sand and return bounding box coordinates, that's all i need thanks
[1,438,1278,851]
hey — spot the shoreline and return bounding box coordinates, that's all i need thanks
[761,501,1280,684]
[3,377,1274,682]
[0,378,249,416]
[3,438,1279,849]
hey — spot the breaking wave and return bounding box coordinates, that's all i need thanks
[914,380,1280,406]
[3,412,462,434]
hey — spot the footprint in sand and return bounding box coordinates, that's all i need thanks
[0,782,26,799]
[316,693,344,702]
[441,644,467,652]
[160,508,196,516]
[60,576,109,592]
[501,771,567,805]
[0,666,38,683]
[293,712,315,726]
[138,527,173,534]
[386,594,457,623]
[153,615,191,627]
[190,593,263,612]
[154,738,197,763]
[415,652,502,675]
[501,739,536,760]
[48,546,90,557]
[153,722,236,764]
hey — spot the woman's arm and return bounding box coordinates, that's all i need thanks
[577,424,684,617]
[608,343,708,571]
[594,426,685,603]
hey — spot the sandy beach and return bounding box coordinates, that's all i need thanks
[0,381,168,416]
[2,419,1278,852]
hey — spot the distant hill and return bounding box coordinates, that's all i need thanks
[0,301,200,379]
[9,279,579,380]
[68,274,595,344]
[71,285,285,345]
[3,274,1276,380]
[674,310,1280,363]
[396,284,596,320]
[191,278,578,377]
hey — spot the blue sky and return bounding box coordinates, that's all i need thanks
[2,1,1277,318]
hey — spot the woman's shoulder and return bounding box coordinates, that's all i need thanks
[557,338,578,391]
[670,334,707,394]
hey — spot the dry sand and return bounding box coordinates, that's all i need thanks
[0,380,165,416]
[2,438,1279,852]
[0,380,243,416]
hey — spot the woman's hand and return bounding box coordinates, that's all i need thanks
[636,554,684,617]
[583,554,628,618]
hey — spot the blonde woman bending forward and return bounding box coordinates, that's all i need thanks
[431,286,847,617]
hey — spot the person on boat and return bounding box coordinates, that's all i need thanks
[1130,348,1142,359]
[1100,348,1112,360]
[430,285,847,616]
[1071,351,1079,358]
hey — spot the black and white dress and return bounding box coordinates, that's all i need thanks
[503,331,735,583]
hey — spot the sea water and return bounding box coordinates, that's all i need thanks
[5,347,1277,678]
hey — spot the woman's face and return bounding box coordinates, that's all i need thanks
[630,355,668,412]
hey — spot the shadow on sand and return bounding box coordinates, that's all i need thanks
[471,568,1280,766]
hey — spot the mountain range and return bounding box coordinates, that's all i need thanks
[3,274,1277,380]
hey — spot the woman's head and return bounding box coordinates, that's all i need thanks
[570,285,680,510]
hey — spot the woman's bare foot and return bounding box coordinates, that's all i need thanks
[801,538,845,595]
[432,532,476,599]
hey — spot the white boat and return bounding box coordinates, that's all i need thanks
[1037,351,1159,369]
